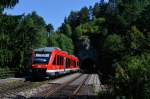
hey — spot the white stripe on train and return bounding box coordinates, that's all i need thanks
[46,68,79,75]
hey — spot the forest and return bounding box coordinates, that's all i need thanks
[0,0,150,98]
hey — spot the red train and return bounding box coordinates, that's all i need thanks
[31,47,80,77]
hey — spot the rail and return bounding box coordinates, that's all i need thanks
[69,75,90,99]
[33,73,83,98]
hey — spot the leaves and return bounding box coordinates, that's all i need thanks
[50,32,74,54]
[104,34,124,52]
[0,12,48,74]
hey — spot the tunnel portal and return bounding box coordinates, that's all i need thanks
[80,58,96,73]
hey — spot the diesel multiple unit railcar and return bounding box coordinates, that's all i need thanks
[32,47,80,77]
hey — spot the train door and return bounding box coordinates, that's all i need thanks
[64,57,66,73]
[55,55,59,70]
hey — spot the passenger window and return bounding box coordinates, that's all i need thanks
[57,55,60,65]
[66,58,71,68]
[60,56,62,65]
[53,55,56,65]
[60,56,63,65]
[68,59,70,67]
[70,60,72,66]
[76,61,77,66]
[74,61,75,67]
[57,55,63,65]
[66,58,68,67]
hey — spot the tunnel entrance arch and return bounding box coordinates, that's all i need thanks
[80,58,96,73]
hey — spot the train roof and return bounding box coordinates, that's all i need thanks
[34,47,78,59]
[34,47,61,52]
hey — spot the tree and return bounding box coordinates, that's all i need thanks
[113,53,150,99]
[46,23,54,35]
[104,34,124,53]
[136,4,150,33]
[0,0,19,8]
[0,0,19,13]
[46,23,54,46]
[73,25,82,38]
[0,11,48,74]
[78,7,90,23]
[105,14,128,34]
[49,32,59,47]
[67,11,80,30]
[0,15,21,68]
[58,34,74,54]
[59,23,72,37]
[50,32,74,54]
[124,26,145,54]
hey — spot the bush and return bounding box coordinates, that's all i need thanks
[113,53,150,99]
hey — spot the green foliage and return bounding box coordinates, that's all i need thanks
[58,34,74,54]
[0,0,19,8]
[46,23,54,33]
[104,34,124,52]
[0,49,13,67]
[73,17,105,38]
[98,91,114,98]
[0,15,21,68]
[125,26,145,52]
[78,7,90,23]
[137,4,150,33]
[14,12,47,73]
[60,1,150,98]
[73,25,83,38]
[0,1,150,98]
[59,23,72,37]
[0,12,48,75]
[0,68,15,79]
[46,23,54,46]
[113,53,150,99]
[50,32,74,54]
[93,3,108,18]
[106,14,128,34]
[0,0,19,13]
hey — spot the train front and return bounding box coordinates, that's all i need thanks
[31,49,51,77]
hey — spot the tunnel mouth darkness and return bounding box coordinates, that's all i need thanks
[81,58,96,73]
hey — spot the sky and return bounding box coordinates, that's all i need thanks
[4,0,102,30]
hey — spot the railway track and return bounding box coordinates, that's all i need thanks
[31,74,90,98]
[0,73,81,99]
[70,74,90,99]
[0,73,98,98]
[0,80,48,99]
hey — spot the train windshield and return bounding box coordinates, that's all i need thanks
[33,52,51,64]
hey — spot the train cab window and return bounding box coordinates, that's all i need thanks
[33,52,51,64]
